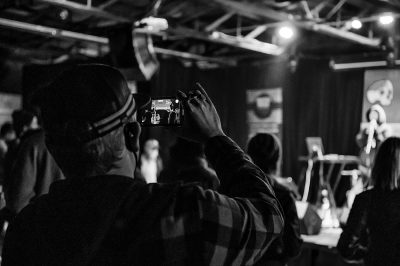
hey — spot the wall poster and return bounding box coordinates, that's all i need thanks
[363,69,400,136]
[0,93,21,126]
[246,88,283,141]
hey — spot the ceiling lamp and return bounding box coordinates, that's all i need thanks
[135,16,168,31]
[350,19,362,29]
[379,13,394,25]
[277,25,295,40]
[59,9,69,21]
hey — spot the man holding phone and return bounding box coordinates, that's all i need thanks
[3,64,283,265]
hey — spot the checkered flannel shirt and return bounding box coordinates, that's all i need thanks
[2,136,284,266]
[147,135,285,265]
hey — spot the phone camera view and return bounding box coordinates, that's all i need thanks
[140,98,183,126]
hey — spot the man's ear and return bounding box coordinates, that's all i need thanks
[124,122,141,153]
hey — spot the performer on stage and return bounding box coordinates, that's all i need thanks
[356,104,392,179]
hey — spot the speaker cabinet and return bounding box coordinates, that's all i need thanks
[108,24,159,81]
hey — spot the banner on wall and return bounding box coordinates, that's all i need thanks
[363,69,400,136]
[246,88,282,140]
[0,93,21,126]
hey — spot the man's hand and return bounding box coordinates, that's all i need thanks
[177,83,224,143]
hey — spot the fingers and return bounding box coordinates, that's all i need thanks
[178,84,209,108]
[188,96,202,107]
[185,96,197,110]
[177,90,188,100]
[178,90,192,111]
[192,90,206,102]
[195,83,211,103]
[187,90,201,100]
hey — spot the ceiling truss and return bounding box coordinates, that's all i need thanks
[0,0,396,65]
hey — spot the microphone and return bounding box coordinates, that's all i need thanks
[365,104,384,155]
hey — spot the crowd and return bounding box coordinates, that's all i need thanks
[0,64,398,266]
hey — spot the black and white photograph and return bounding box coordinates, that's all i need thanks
[0,1,400,265]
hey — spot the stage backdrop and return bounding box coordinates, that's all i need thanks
[146,58,364,180]
[363,69,400,136]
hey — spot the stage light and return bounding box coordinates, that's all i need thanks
[277,26,295,39]
[379,13,394,25]
[135,16,168,31]
[59,9,69,21]
[351,19,362,29]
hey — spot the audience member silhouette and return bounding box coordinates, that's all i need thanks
[138,139,162,183]
[0,122,16,156]
[2,108,63,218]
[3,110,39,186]
[160,137,219,190]
[0,122,16,184]
[248,133,302,266]
[338,137,400,266]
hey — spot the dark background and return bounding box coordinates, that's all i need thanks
[2,57,364,182]
[139,58,365,181]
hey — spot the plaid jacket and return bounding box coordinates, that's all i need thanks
[3,136,284,266]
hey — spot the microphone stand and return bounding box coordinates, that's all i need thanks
[365,119,377,155]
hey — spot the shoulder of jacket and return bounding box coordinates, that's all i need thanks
[354,189,375,203]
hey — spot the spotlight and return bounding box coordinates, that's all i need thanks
[277,26,295,40]
[135,16,168,31]
[379,13,394,25]
[351,19,362,29]
[59,9,69,21]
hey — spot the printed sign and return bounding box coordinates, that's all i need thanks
[246,88,282,140]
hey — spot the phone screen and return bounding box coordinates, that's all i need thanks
[139,98,183,126]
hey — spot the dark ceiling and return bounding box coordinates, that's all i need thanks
[0,0,399,66]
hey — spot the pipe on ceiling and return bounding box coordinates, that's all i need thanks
[331,59,400,70]
[0,18,237,65]
[0,18,109,44]
[214,0,382,49]
[37,0,128,22]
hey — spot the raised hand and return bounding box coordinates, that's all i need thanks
[177,83,224,143]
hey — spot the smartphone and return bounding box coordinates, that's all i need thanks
[139,97,183,126]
